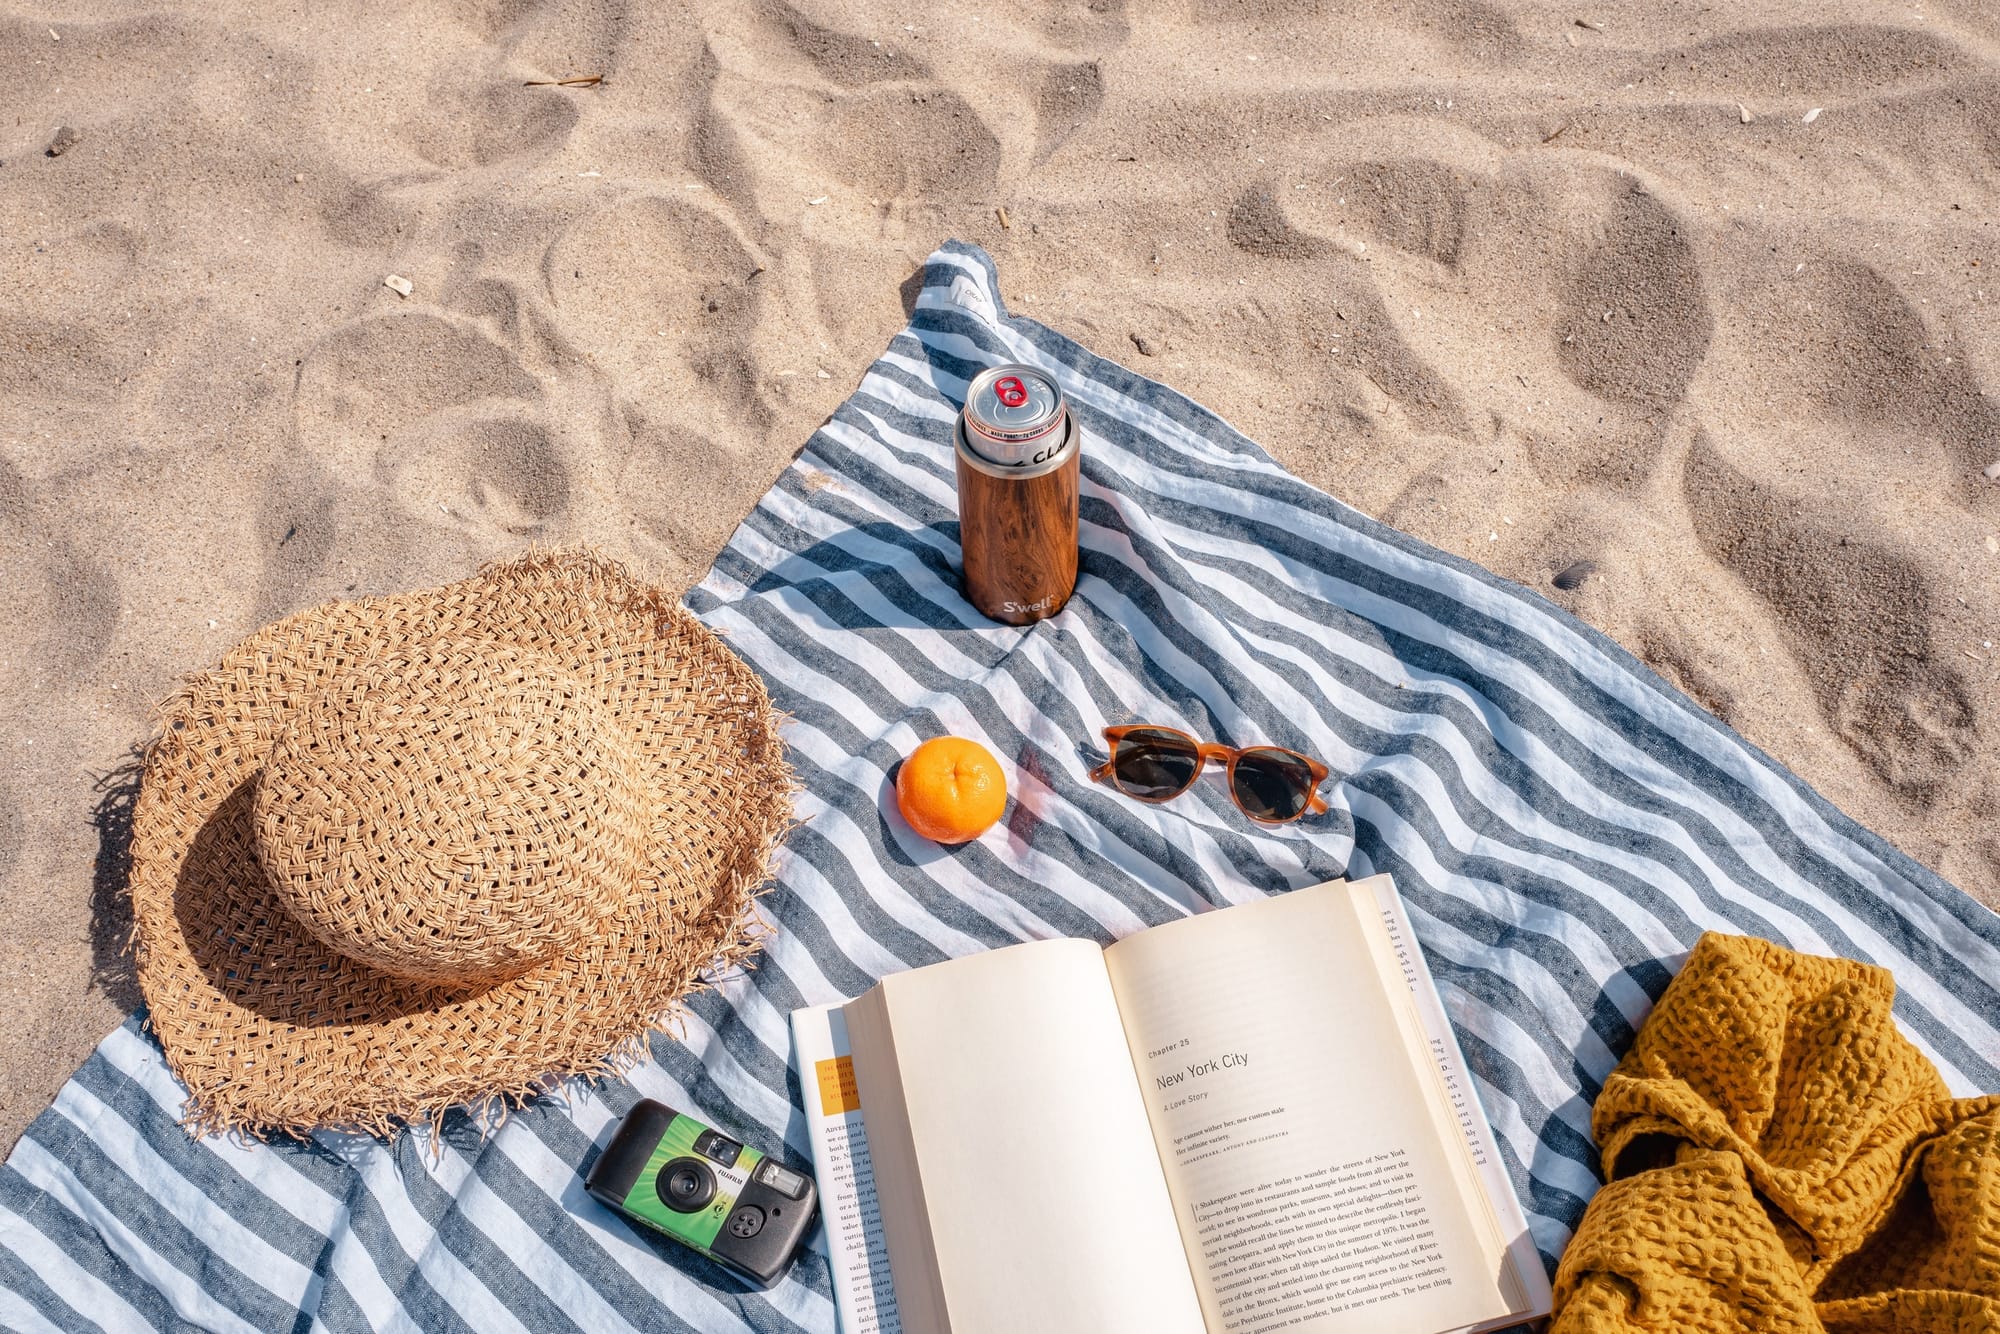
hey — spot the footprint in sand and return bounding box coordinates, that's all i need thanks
[1289,158,1483,270]
[1034,59,1105,165]
[613,404,769,591]
[313,174,415,249]
[1179,0,1516,60]
[287,299,577,561]
[403,419,572,538]
[542,191,803,577]
[1635,620,1740,725]
[0,219,152,408]
[1032,0,1127,51]
[1227,184,1331,261]
[393,0,630,168]
[1682,435,1978,806]
[1408,0,1525,62]
[1642,24,1972,99]
[545,194,767,442]
[1221,176,1472,442]
[293,311,541,473]
[684,43,758,211]
[759,0,930,84]
[0,459,119,687]
[1939,780,2000,896]
[398,80,579,170]
[1714,252,2000,500]
[725,4,999,200]
[815,89,1002,199]
[1555,185,1712,412]
[287,177,795,577]
[481,0,630,71]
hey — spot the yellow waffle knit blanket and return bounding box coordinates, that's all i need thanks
[1551,932,2000,1333]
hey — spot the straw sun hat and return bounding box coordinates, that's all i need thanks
[128,550,794,1138]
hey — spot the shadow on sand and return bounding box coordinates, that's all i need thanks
[87,747,147,1015]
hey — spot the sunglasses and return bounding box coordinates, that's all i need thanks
[1089,725,1332,824]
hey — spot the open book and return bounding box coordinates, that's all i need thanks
[790,876,1551,1334]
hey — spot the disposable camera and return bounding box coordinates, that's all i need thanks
[585,1100,819,1288]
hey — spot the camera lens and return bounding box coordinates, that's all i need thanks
[657,1156,716,1213]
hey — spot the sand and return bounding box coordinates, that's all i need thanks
[3,0,1997,1152]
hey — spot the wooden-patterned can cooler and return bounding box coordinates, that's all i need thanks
[954,364,1080,626]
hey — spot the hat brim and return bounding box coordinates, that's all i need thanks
[128,550,794,1139]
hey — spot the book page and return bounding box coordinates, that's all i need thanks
[790,1004,903,1334]
[845,938,1206,1334]
[1103,882,1516,1334]
[1358,881,1552,1328]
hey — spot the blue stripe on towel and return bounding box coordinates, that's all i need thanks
[3,240,1995,1330]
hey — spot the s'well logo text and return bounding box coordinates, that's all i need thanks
[1001,592,1061,615]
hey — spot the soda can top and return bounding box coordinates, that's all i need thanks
[962,364,1067,465]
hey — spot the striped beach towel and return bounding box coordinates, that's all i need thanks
[3,240,1995,1333]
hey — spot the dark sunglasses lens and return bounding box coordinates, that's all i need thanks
[1232,748,1315,822]
[1110,729,1201,799]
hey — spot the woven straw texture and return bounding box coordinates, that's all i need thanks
[127,549,795,1139]
[1551,933,2000,1332]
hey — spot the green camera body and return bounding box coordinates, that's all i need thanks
[585,1100,819,1288]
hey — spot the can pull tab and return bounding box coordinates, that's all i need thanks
[993,375,1028,408]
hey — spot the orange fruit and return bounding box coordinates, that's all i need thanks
[896,736,1007,844]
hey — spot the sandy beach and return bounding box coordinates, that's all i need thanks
[3,0,1996,1152]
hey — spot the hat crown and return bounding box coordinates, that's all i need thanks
[252,639,650,986]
